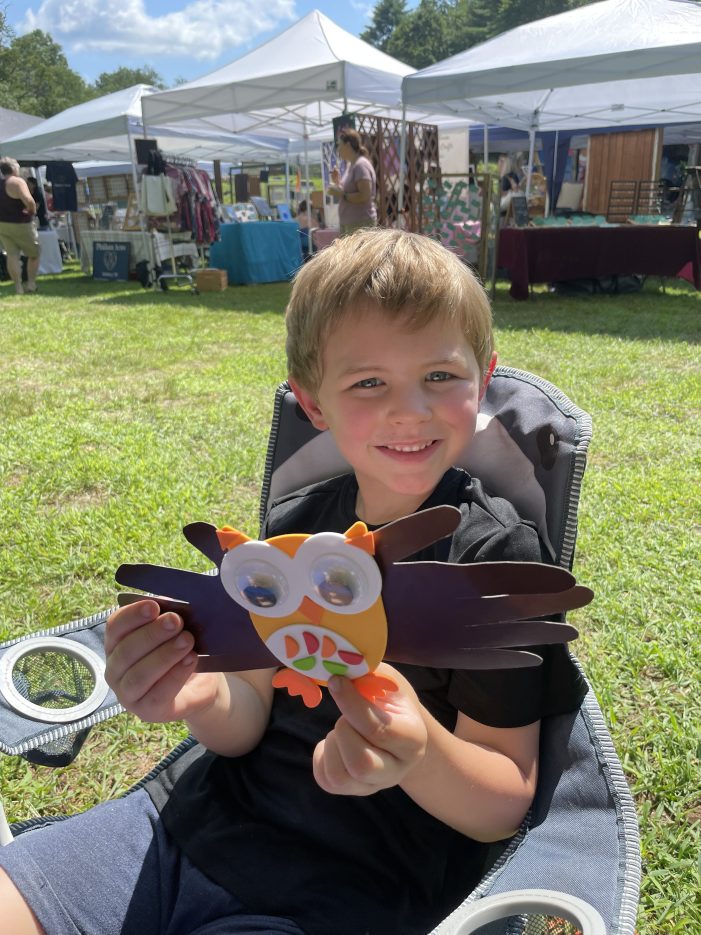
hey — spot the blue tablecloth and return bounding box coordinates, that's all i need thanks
[209,222,303,285]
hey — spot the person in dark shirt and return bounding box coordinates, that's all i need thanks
[0,229,585,935]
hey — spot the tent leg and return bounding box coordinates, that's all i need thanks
[398,105,407,227]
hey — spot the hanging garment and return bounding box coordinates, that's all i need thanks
[45,162,78,212]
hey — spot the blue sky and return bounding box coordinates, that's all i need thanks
[7,0,387,87]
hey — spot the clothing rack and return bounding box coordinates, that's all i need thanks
[147,150,199,293]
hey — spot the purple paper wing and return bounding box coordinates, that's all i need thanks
[115,562,278,670]
[372,506,461,572]
[382,561,591,669]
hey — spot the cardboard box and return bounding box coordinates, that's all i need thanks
[196,268,228,292]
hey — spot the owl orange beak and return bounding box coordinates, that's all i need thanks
[298,595,325,626]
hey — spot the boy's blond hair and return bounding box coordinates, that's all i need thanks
[286,228,494,393]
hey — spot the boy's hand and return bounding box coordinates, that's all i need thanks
[312,663,427,796]
[105,599,222,724]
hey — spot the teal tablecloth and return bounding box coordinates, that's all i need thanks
[209,221,303,284]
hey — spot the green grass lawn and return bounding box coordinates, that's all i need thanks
[1,265,699,932]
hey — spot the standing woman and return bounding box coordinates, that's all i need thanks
[0,158,40,295]
[328,129,377,235]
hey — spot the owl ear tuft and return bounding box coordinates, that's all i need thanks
[344,521,375,556]
[216,526,251,552]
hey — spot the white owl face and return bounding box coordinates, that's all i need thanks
[218,532,383,619]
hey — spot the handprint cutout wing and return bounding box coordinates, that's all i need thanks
[116,505,593,708]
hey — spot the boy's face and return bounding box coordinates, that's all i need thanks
[291,304,491,525]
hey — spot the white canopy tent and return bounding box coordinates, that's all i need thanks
[0,85,289,166]
[141,10,466,216]
[402,0,701,131]
[400,0,701,205]
[0,107,43,146]
[141,10,415,139]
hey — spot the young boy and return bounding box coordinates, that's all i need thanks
[0,229,585,935]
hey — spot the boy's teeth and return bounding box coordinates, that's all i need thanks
[386,442,431,452]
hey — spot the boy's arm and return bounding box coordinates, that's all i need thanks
[184,668,276,757]
[401,708,539,842]
[313,664,539,843]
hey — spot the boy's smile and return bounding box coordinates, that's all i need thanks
[291,304,490,525]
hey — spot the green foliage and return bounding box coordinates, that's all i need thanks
[0,266,700,932]
[0,3,13,48]
[360,0,407,50]
[91,65,166,96]
[0,27,166,117]
[0,29,89,117]
[386,0,452,68]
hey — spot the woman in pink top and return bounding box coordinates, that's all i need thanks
[328,129,377,236]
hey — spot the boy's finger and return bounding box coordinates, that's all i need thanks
[108,633,195,706]
[327,676,392,738]
[104,599,162,653]
[128,657,199,723]
[105,611,185,685]
[333,717,390,783]
[313,735,346,792]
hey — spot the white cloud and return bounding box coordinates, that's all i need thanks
[349,0,374,22]
[19,0,298,61]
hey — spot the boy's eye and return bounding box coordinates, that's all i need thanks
[426,371,453,382]
[353,377,382,389]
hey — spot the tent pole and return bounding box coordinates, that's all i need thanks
[303,118,311,215]
[483,125,488,172]
[548,130,559,218]
[398,103,407,225]
[128,120,154,286]
[319,143,326,216]
[525,127,536,200]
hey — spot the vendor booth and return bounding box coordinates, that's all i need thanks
[1,85,291,285]
[402,0,701,297]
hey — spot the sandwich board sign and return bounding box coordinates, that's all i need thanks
[93,242,130,281]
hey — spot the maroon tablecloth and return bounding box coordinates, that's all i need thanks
[498,225,701,300]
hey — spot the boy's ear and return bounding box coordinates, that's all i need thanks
[479,352,498,402]
[288,378,329,431]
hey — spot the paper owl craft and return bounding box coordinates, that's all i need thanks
[116,505,593,707]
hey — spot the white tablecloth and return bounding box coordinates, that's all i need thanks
[38,230,63,275]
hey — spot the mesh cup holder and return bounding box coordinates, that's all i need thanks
[0,636,109,765]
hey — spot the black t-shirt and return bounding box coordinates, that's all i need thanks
[147,469,586,935]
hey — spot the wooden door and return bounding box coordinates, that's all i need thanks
[583,129,662,215]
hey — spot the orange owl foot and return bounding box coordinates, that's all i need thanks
[352,673,399,703]
[272,669,323,708]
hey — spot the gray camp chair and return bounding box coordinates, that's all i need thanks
[0,367,641,934]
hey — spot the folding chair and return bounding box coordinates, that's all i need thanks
[0,368,640,933]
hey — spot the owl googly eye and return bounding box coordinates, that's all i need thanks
[297,533,382,615]
[219,541,302,617]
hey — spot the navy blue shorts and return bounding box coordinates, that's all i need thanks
[0,788,306,935]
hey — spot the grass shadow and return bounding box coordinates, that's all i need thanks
[2,267,291,316]
[493,280,701,344]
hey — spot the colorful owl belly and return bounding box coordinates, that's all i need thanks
[266,624,371,683]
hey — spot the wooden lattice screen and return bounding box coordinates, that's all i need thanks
[355,114,439,232]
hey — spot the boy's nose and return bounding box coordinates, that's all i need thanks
[387,387,431,422]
